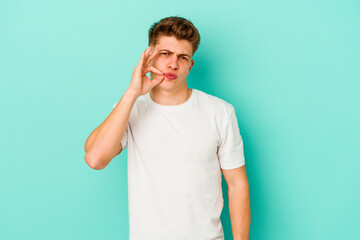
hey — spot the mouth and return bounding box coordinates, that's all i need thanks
[164,72,177,80]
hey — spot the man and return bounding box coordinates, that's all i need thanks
[84,16,250,240]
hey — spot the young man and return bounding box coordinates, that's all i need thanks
[84,16,250,240]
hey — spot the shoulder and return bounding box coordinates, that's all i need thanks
[195,89,235,117]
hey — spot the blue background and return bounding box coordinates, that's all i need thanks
[1,0,359,239]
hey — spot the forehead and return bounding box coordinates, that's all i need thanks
[155,35,193,57]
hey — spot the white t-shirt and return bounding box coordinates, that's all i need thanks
[112,88,245,240]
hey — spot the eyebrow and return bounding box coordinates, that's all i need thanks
[159,49,191,58]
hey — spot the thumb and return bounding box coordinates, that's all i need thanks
[151,75,165,88]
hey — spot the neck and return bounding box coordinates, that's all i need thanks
[150,87,192,106]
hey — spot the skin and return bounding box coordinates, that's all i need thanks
[222,165,251,239]
[148,35,195,105]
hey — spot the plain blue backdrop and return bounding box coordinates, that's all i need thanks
[0,0,359,239]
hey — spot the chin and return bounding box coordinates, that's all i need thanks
[159,81,175,87]
[156,79,182,90]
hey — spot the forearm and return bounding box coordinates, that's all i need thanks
[84,89,138,168]
[228,186,251,240]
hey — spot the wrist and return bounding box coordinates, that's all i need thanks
[125,89,140,99]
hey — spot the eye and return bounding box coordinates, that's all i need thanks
[161,52,168,55]
[180,56,188,60]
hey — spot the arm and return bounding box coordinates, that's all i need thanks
[222,165,251,240]
[84,89,138,170]
[84,46,165,170]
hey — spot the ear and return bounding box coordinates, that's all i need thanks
[189,59,195,71]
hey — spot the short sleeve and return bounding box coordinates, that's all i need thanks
[113,102,128,150]
[217,108,245,169]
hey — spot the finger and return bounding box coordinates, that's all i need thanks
[150,74,165,88]
[144,66,164,75]
[144,48,160,66]
[145,48,159,66]
[143,47,152,64]
[137,48,149,69]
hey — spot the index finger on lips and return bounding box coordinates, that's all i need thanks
[145,66,164,75]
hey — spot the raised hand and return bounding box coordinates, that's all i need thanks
[128,46,165,96]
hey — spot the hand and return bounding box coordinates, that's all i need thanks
[128,46,165,96]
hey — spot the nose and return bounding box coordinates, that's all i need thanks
[167,55,179,70]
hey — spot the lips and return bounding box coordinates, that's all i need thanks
[164,72,177,80]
